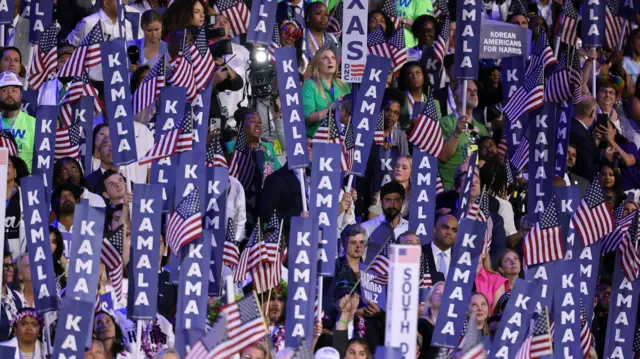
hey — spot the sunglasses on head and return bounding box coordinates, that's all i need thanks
[336,280,356,289]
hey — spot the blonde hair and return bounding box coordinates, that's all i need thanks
[424,281,445,322]
[469,292,490,336]
[152,349,180,359]
[308,45,348,104]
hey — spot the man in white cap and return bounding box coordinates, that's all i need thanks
[0,71,35,172]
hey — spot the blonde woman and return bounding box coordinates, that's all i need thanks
[423,281,444,325]
[302,45,350,137]
[240,340,272,359]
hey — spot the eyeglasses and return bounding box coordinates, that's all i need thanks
[336,280,356,289]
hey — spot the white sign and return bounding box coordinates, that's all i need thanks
[340,0,368,83]
[385,245,421,358]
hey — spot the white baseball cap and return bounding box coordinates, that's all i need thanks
[0,71,22,88]
[315,347,340,359]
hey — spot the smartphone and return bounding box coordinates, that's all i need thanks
[527,3,539,14]
[209,14,217,26]
[596,114,608,129]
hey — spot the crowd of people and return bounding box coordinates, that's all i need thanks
[0,0,637,358]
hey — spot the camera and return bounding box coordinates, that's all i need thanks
[248,47,276,98]
[202,16,233,59]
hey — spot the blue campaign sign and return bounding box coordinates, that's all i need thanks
[527,102,556,224]
[578,240,603,323]
[457,152,478,221]
[127,183,163,320]
[275,47,309,170]
[0,0,14,25]
[453,0,482,80]
[310,143,342,276]
[373,146,399,193]
[246,0,278,44]
[350,55,391,176]
[174,149,206,215]
[151,87,186,212]
[582,0,606,47]
[70,96,95,173]
[28,0,53,44]
[286,216,319,349]
[555,101,573,179]
[421,46,442,89]
[432,218,486,348]
[52,300,95,359]
[603,258,640,359]
[552,259,582,359]
[360,265,387,309]
[554,186,580,255]
[174,233,211,357]
[101,38,138,166]
[191,81,213,154]
[125,10,140,39]
[490,279,542,359]
[68,203,105,303]
[21,89,38,117]
[205,166,228,296]
[525,262,556,314]
[501,56,526,157]
[31,105,56,196]
[408,150,438,245]
[21,176,58,313]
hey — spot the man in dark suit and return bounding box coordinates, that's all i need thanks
[421,214,459,282]
[570,95,600,181]
[566,143,591,196]
[275,0,305,28]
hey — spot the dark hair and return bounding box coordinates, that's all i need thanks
[92,123,109,155]
[94,311,126,355]
[233,107,258,129]
[162,0,209,36]
[444,53,455,71]
[53,157,87,188]
[479,159,507,196]
[411,15,437,41]
[101,169,125,189]
[398,61,431,93]
[624,28,640,58]
[368,10,394,38]
[8,156,29,183]
[380,181,405,200]
[305,1,328,28]
[106,204,124,231]
[340,93,353,116]
[346,338,373,358]
[141,9,163,28]
[382,87,406,108]
[1,46,22,62]
[130,65,151,94]
[497,248,521,270]
[506,13,528,24]
[48,226,67,288]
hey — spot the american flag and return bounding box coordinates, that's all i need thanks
[388,29,408,73]
[572,177,614,247]
[223,217,240,268]
[460,344,487,359]
[213,0,250,37]
[570,50,583,105]
[497,136,507,158]
[264,212,281,263]
[544,51,572,103]
[369,239,391,285]
[436,174,444,195]
[229,127,255,188]
[168,31,197,102]
[632,318,640,353]
[324,109,350,172]
[250,213,283,293]
[138,126,180,165]
[59,72,104,127]
[511,127,530,173]
[190,27,216,93]
[601,209,637,253]
[234,224,266,282]
[343,117,355,173]
[133,55,166,115]
[527,29,556,74]
[55,122,81,160]
[503,64,544,123]
[523,196,565,266]
[368,26,392,59]
[559,0,579,46]
[579,300,593,357]
[619,209,640,281]
[0,131,17,157]
[408,95,444,157]
[434,16,450,64]
[186,295,266,359]
[613,202,626,222]
[58,22,103,77]
[420,253,433,287]
[515,308,553,359]
[27,23,57,90]
[380,0,402,29]
[605,0,626,50]
[504,152,515,186]
[101,225,124,301]
[291,339,314,359]
[374,112,384,145]
[166,188,203,255]
[206,135,229,167]
[327,1,343,35]
[268,22,281,62]
[433,0,448,18]
[176,111,194,152]
[510,0,527,16]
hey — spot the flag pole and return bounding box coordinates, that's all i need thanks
[617,20,628,51]
[348,235,394,296]
[135,320,143,359]
[592,48,597,96]
[22,45,34,91]
[227,276,242,359]
[0,149,8,298]
[298,168,308,213]
[0,25,4,47]
[265,219,284,317]
[553,10,565,58]
[461,79,468,122]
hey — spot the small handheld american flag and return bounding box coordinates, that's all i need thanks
[229,126,256,188]
[601,209,637,253]
[59,72,104,127]
[369,239,392,285]
[58,22,104,77]
[503,65,544,123]
[570,50,583,105]
[55,121,82,160]
[176,110,194,152]
[559,0,579,46]
[526,29,556,75]
[167,31,197,102]
[206,135,229,167]
[433,17,450,64]
[27,23,57,90]
[190,27,216,93]
[327,0,344,36]
[523,196,565,266]
[138,127,180,166]
[515,308,553,359]
[619,209,640,281]
[133,55,166,115]
[0,131,18,157]
[511,127,530,173]
[234,224,266,282]
[213,0,250,37]
[374,112,385,145]
[368,26,392,59]
[571,176,614,248]
[579,300,593,357]
[166,188,203,255]
[544,51,572,103]
[380,0,402,29]
[223,217,241,268]
[388,29,408,73]
[605,0,626,50]
[101,225,125,301]
[407,94,444,157]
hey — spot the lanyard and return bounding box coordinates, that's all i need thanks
[307,30,324,53]
[447,87,458,117]
[5,186,15,208]
[405,91,425,117]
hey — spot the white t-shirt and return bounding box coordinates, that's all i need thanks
[495,196,518,237]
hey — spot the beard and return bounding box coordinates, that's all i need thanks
[383,207,400,220]
[0,99,20,112]
[59,201,76,215]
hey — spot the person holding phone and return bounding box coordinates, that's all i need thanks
[595,75,640,148]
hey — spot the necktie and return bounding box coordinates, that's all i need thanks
[438,252,448,277]
[290,5,305,26]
